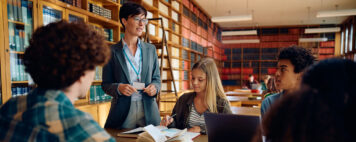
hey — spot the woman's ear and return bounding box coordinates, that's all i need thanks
[121,18,127,27]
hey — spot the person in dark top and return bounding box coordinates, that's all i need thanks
[160,58,232,134]
[261,45,315,116]
[243,74,259,89]
[253,58,355,142]
[102,2,161,129]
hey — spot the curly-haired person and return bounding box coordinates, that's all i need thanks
[253,58,355,142]
[261,45,315,116]
[0,21,115,141]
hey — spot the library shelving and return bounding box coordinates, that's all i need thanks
[1,0,121,126]
[221,27,337,90]
[1,0,4,105]
[339,16,356,61]
[0,0,224,121]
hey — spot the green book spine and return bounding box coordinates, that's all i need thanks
[7,0,14,20]
[21,0,28,24]
[13,0,18,21]
[90,86,94,101]
[17,0,23,22]
[15,29,20,51]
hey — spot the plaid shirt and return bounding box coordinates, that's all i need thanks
[0,88,115,142]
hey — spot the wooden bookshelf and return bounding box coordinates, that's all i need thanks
[0,0,120,104]
[339,16,356,60]
[221,27,339,90]
[0,0,5,104]
[0,0,224,115]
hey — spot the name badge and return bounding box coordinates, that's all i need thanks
[133,82,145,90]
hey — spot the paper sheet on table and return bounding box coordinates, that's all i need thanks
[122,127,144,134]
[143,125,167,142]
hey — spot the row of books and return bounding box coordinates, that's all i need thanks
[158,2,169,16]
[11,86,32,97]
[261,62,278,67]
[43,7,62,26]
[10,55,29,81]
[90,24,114,42]
[182,37,189,47]
[182,81,189,90]
[182,60,189,70]
[221,75,242,80]
[319,48,335,54]
[182,50,189,59]
[59,0,81,8]
[222,80,240,86]
[88,3,112,19]
[261,68,277,74]
[8,23,30,52]
[90,85,112,102]
[161,81,180,92]
[261,55,277,60]
[94,67,103,81]
[7,0,32,23]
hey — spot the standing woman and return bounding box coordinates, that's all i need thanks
[161,58,232,134]
[102,2,161,129]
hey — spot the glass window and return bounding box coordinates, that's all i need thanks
[349,25,353,52]
[345,28,349,53]
[341,30,344,55]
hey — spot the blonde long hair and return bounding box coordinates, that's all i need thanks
[192,58,228,113]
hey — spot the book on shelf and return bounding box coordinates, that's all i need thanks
[95,66,103,80]
[90,85,112,102]
[88,3,112,19]
[158,2,169,16]
[7,0,14,20]
[11,86,31,97]
[10,54,29,82]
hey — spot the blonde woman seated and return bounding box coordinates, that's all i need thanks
[160,58,232,134]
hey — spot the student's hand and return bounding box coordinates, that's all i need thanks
[160,115,174,126]
[143,84,156,96]
[118,84,137,96]
[188,126,201,133]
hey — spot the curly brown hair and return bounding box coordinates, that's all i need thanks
[24,20,111,89]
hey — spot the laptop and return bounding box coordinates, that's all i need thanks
[204,112,260,142]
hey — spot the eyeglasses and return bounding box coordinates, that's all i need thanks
[133,17,148,25]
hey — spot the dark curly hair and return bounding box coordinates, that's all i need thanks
[278,45,315,73]
[253,58,355,142]
[24,20,111,89]
[119,2,147,30]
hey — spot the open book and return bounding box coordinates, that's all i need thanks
[118,125,200,142]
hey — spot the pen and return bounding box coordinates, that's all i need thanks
[167,114,176,120]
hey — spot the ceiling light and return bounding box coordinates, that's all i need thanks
[299,38,328,42]
[222,39,260,44]
[222,30,257,36]
[305,27,341,34]
[211,15,252,23]
[316,9,356,18]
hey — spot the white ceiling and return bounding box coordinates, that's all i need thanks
[195,0,356,28]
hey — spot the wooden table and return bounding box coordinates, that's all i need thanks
[106,128,208,142]
[230,106,261,116]
[227,96,262,107]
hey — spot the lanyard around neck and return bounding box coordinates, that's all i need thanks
[123,47,142,81]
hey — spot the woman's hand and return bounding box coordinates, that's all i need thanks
[160,115,174,126]
[188,126,201,133]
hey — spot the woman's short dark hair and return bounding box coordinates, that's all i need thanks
[119,2,147,30]
[24,20,111,89]
[278,45,315,73]
[255,58,355,142]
